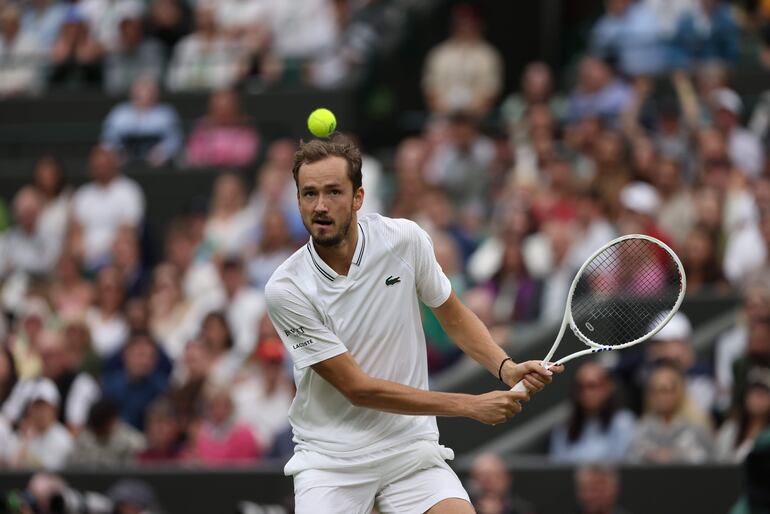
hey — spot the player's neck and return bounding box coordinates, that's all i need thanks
[314,221,359,276]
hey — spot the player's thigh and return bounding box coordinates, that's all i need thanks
[294,467,379,514]
[376,464,472,514]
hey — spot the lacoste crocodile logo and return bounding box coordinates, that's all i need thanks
[385,276,401,286]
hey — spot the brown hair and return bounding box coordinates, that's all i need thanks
[291,135,363,191]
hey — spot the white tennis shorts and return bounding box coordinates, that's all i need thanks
[287,439,471,514]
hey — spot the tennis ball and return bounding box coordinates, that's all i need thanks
[307,108,337,138]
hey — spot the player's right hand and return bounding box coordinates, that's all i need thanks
[468,390,529,425]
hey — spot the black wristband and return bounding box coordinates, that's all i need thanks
[498,357,513,383]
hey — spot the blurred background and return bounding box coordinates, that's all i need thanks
[0,0,769,512]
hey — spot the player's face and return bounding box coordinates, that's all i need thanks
[297,156,363,248]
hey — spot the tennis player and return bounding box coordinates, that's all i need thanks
[266,136,563,514]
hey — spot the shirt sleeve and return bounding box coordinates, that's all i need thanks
[265,278,348,369]
[410,223,452,308]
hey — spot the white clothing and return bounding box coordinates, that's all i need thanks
[0,417,18,465]
[203,210,254,257]
[18,423,74,470]
[85,308,129,358]
[723,222,766,287]
[0,227,61,277]
[266,0,337,59]
[232,371,293,446]
[72,177,145,266]
[291,439,469,514]
[166,35,243,92]
[266,214,451,459]
[0,31,44,96]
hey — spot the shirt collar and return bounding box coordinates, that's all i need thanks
[307,222,366,281]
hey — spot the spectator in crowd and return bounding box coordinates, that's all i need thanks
[0,408,16,466]
[71,145,145,271]
[627,362,714,463]
[48,5,102,88]
[169,339,210,432]
[164,218,223,304]
[466,453,536,514]
[424,112,496,211]
[653,158,697,246]
[716,369,770,462]
[149,262,201,360]
[68,398,146,467]
[49,253,94,323]
[31,155,72,254]
[262,0,337,82]
[716,284,770,413]
[198,310,242,385]
[215,257,265,358]
[110,226,149,298]
[12,379,74,470]
[184,89,260,168]
[145,0,192,58]
[680,225,728,293]
[0,187,62,277]
[245,208,297,291]
[203,172,253,257]
[643,314,716,419]
[732,317,770,413]
[136,397,184,463]
[567,57,633,127]
[21,0,67,52]
[550,362,636,463]
[166,3,245,92]
[710,88,765,179]
[104,7,164,95]
[190,385,261,466]
[233,336,292,451]
[246,157,306,242]
[101,76,182,166]
[85,266,129,358]
[590,0,667,77]
[480,238,542,325]
[3,330,100,433]
[102,331,169,431]
[0,3,45,98]
[501,61,568,141]
[574,464,632,514]
[422,3,502,116]
[670,0,739,69]
[5,298,49,380]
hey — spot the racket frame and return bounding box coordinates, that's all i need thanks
[512,234,686,391]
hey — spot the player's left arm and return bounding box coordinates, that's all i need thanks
[431,291,563,391]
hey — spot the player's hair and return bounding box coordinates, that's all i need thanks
[291,135,363,191]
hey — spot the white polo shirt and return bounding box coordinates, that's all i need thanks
[265,213,452,459]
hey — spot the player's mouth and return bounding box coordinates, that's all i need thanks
[313,219,334,228]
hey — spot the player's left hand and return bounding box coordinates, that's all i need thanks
[501,360,564,393]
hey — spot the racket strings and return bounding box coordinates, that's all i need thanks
[570,239,683,347]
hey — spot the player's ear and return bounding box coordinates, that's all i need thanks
[353,186,364,212]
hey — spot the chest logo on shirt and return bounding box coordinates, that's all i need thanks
[385,275,401,286]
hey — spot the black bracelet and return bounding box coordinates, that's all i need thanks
[498,357,513,383]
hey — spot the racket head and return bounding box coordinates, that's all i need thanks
[566,234,686,351]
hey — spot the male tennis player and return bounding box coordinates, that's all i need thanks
[266,136,563,513]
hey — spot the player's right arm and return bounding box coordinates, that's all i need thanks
[265,275,530,425]
[311,351,529,425]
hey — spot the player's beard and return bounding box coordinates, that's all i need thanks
[306,204,354,248]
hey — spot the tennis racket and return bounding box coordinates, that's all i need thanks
[512,234,686,392]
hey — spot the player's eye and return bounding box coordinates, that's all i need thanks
[331,190,341,196]
[303,191,316,198]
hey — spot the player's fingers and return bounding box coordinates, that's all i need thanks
[509,390,530,403]
[545,363,565,374]
[521,360,553,379]
[523,376,546,392]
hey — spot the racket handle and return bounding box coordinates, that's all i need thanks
[511,380,527,393]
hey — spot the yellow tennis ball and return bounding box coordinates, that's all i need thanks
[307,108,337,138]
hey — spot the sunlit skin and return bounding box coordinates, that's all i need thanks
[297,156,364,275]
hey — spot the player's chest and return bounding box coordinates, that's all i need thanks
[315,255,416,340]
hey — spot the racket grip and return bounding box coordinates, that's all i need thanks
[511,380,527,393]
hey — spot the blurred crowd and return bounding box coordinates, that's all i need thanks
[0,0,768,492]
[0,0,405,97]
